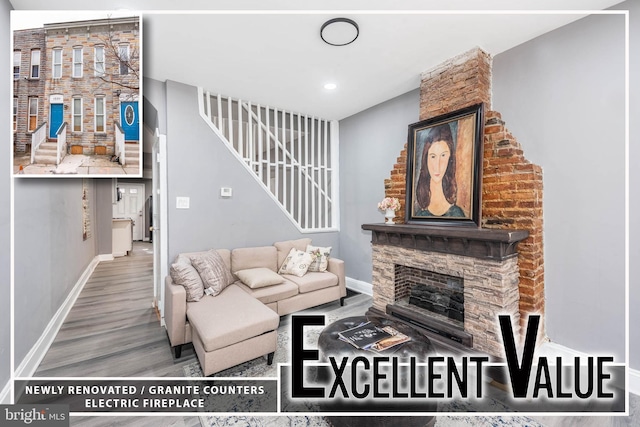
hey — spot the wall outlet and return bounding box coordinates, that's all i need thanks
[176,197,190,209]
[220,187,233,198]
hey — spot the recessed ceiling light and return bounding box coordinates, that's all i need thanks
[324,83,337,90]
[320,18,359,47]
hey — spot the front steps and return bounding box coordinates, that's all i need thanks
[33,142,57,165]
[123,142,140,168]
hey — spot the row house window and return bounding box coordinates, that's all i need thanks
[28,97,38,132]
[119,44,129,75]
[95,97,105,132]
[72,98,83,132]
[95,46,105,76]
[30,49,40,78]
[52,48,62,79]
[13,51,20,80]
[73,47,83,78]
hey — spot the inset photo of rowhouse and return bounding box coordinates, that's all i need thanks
[12,11,141,176]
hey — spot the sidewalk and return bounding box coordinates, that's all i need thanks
[14,152,140,176]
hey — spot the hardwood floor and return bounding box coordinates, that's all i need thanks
[34,242,200,426]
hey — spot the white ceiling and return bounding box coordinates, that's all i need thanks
[10,0,625,120]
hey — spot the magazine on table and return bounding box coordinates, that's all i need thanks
[368,325,412,352]
[338,321,393,349]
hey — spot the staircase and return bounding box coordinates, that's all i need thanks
[33,141,58,165]
[198,88,339,232]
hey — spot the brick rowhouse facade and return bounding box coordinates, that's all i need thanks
[13,28,46,152]
[383,47,545,336]
[13,16,139,155]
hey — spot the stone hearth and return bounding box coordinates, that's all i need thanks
[363,223,528,359]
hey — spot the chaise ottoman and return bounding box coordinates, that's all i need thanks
[187,284,280,376]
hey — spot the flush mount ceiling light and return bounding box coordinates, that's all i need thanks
[324,83,337,90]
[320,18,359,46]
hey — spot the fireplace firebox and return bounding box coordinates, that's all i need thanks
[362,223,528,359]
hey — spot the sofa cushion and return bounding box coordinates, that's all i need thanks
[274,238,312,271]
[278,248,315,277]
[283,271,338,293]
[235,267,284,289]
[170,262,204,302]
[187,284,279,352]
[231,246,278,274]
[190,250,234,297]
[306,245,331,272]
[235,279,299,304]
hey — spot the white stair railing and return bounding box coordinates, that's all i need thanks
[56,122,67,165]
[115,121,126,166]
[198,88,339,232]
[30,122,47,164]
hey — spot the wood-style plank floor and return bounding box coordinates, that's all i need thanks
[34,242,200,426]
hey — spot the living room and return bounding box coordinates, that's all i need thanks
[1,1,639,426]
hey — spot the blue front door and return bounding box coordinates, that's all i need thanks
[120,101,139,141]
[49,103,63,139]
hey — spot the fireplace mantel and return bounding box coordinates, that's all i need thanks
[362,223,528,261]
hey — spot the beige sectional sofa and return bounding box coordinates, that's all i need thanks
[164,238,346,376]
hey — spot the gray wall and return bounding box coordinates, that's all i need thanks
[164,80,338,263]
[1,0,12,398]
[621,0,640,375]
[492,12,626,361]
[143,77,167,135]
[13,179,104,364]
[338,89,420,283]
[95,180,114,255]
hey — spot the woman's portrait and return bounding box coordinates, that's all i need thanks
[406,104,483,226]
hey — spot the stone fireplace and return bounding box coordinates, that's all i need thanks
[363,224,528,359]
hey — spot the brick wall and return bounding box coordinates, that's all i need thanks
[383,47,545,334]
[13,28,46,152]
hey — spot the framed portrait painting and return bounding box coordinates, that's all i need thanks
[405,103,484,227]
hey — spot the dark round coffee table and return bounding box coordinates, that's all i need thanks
[317,315,437,427]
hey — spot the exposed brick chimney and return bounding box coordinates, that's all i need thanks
[383,47,545,335]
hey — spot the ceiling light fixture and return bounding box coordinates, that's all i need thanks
[324,83,337,90]
[320,18,359,47]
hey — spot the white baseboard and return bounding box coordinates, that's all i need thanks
[346,277,372,296]
[0,380,12,404]
[14,256,100,378]
[98,253,114,262]
[630,368,640,396]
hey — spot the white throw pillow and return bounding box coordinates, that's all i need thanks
[306,245,331,272]
[278,248,315,277]
[235,267,284,289]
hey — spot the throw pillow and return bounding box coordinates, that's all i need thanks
[235,267,284,289]
[278,248,315,277]
[170,262,205,302]
[190,250,234,297]
[306,245,331,272]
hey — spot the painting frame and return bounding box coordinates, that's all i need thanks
[405,103,484,227]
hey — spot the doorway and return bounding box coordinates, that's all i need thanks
[113,182,145,241]
[120,101,140,141]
